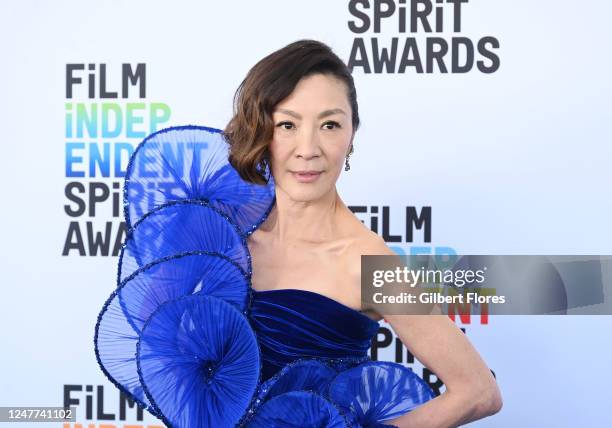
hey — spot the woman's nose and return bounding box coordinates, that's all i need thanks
[295,128,320,159]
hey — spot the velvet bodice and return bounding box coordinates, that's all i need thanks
[248,288,381,382]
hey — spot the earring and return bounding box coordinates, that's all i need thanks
[344,144,354,171]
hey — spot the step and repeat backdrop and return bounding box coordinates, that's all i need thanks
[1,1,611,427]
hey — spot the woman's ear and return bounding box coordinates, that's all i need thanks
[347,133,355,156]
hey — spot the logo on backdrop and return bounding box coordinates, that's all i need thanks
[62,63,172,257]
[63,384,161,427]
[350,204,456,258]
[347,0,500,73]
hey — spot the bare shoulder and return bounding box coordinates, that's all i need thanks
[357,228,396,256]
[343,215,396,258]
[340,207,397,276]
[341,216,398,320]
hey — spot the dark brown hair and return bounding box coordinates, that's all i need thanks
[223,39,360,185]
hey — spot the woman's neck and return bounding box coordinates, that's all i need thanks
[264,187,345,244]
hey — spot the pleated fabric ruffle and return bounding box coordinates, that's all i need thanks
[94,125,435,428]
[244,359,434,427]
[95,125,275,427]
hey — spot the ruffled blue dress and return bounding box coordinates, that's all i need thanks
[94,125,435,428]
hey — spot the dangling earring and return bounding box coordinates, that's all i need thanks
[344,144,354,171]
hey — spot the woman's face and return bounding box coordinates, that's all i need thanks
[269,73,354,203]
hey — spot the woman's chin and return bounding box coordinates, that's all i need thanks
[282,185,330,203]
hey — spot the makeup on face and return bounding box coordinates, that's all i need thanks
[291,170,323,183]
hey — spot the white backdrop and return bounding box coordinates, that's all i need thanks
[1,1,611,426]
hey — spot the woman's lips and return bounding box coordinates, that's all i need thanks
[292,170,322,183]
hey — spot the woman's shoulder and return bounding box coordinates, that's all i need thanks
[340,209,399,319]
[341,205,395,257]
[344,225,396,286]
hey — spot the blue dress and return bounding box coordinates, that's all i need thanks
[94,125,435,428]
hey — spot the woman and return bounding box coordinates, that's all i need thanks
[94,39,502,427]
[225,39,503,427]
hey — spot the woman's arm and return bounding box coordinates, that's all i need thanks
[382,312,502,427]
[359,240,502,427]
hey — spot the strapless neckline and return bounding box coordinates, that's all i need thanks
[251,288,380,325]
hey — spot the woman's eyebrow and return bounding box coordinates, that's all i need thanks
[274,108,346,119]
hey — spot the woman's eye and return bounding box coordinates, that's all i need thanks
[276,121,294,130]
[323,121,341,130]
[275,121,341,131]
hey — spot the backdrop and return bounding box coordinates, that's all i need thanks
[1,1,611,426]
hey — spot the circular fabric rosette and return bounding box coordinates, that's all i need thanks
[328,361,435,427]
[241,359,435,428]
[95,249,260,426]
[94,125,276,427]
[137,294,260,427]
[117,202,251,285]
[122,125,276,237]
